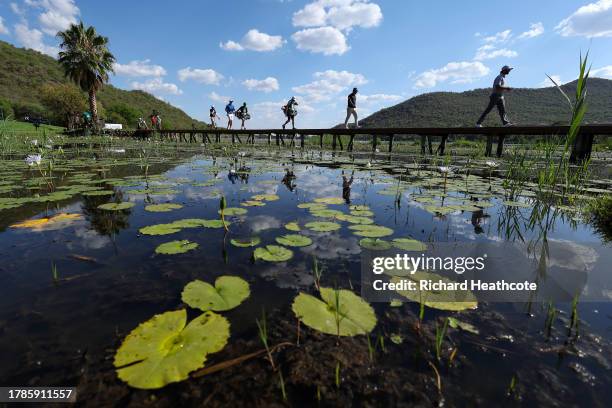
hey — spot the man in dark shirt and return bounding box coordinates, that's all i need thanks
[344,88,359,129]
[476,66,514,127]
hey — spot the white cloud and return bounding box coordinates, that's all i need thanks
[538,74,563,88]
[518,22,544,39]
[556,0,612,37]
[220,29,285,52]
[208,91,232,103]
[0,17,9,35]
[592,65,612,78]
[130,78,183,95]
[475,45,518,61]
[113,60,166,77]
[10,3,24,16]
[292,0,383,31]
[243,77,280,93]
[414,61,490,89]
[293,69,367,101]
[178,67,224,85]
[14,22,58,55]
[483,29,512,43]
[36,0,80,35]
[292,26,349,55]
[360,93,402,104]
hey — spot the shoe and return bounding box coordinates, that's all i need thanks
[282,124,286,130]
[504,122,514,127]
[475,124,483,128]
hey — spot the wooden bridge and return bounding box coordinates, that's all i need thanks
[127,124,612,163]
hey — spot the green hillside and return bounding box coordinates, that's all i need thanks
[360,78,612,128]
[0,40,202,129]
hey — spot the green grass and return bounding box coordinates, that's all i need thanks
[1,120,64,134]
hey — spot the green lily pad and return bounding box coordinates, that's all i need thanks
[310,209,344,218]
[241,200,266,207]
[298,202,327,210]
[114,310,229,389]
[139,223,182,236]
[359,238,392,250]
[292,287,376,336]
[254,245,293,262]
[391,272,478,311]
[335,214,374,224]
[285,222,301,232]
[182,276,250,312]
[251,194,279,201]
[219,207,247,216]
[97,202,135,211]
[447,317,479,334]
[349,224,393,238]
[305,221,341,232]
[155,240,199,255]
[350,209,374,217]
[314,197,345,205]
[81,190,115,197]
[145,203,183,212]
[230,237,261,247]
[275,234,313,247]
[391,238,427,251]
[390,334,403,344]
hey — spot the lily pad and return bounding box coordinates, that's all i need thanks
[305,221,341,232]
[314,197,345,205]
[81,190,115,197]
[359,238,392,251]
[285,222,301,232]
[155,240,199,255]
[98,202,135,211]
[241,200,266,207]
[139,223,182,236]
[254,245,293,262]
[145,203,183,212]
[391,272,478,311]
[230,237,261,248]
[219,207,247,216]
[114,310,229,389]
[391,238,427,251]
[349,224,393,238]
[275,234,313,247]
[251,194,279,201]
[448,317,479,334]
[182,276,250,312]
[298,202,327,210]
[292,287,376,336]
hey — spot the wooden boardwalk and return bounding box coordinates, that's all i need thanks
[128,124,612,163]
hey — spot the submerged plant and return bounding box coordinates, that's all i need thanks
[435,318,449,362]
[256,309,275,370]
[312,256,322,291]
[51,261,59,283]
[219,195,229,232]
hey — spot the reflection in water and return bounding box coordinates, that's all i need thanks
[282,168,297,192]
[342,170,354,204]
[80,190,131,237]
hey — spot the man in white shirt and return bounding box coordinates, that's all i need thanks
[476,66,514,127]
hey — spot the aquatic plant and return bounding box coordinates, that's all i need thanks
[97,202,135,211]
[230,237,261,247]
[291,287,376,337]
[275,234,313,247]
[435,318,449,362]
[255,309,275,370]
[304,221,341,232]
[254,245,293,262]
[348,224,393,238]
[585,195,612,242]
[155,240,198,255]
[182,276,250,312]
[113,310,229,389]
[144,203,183,212]
[312,256,322,291]
[219,195,229,232]
[51,261,59,283]
[391,272,478,311]
[544,301,557,339]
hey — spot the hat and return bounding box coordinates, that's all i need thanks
[501,65,513,72]
[353,87,359,93]
[229,99,234,103]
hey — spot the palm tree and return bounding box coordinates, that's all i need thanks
[57,22,115,129]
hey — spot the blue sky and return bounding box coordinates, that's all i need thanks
[1,0,612,127]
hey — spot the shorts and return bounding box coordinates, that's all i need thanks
[227,114,234,120]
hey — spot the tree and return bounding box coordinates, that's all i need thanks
[57,22,115,130]
[107,103,141,127]
[40,83,87,128]
[0,98,13,120]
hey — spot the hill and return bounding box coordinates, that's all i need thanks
[360,78,612,128]
[0,40,202,129]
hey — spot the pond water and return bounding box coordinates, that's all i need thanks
[0,144,610,407]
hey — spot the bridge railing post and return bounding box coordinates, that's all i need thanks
[570,131,595,163]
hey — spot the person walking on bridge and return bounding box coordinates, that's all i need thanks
[282,97,299,130]
[476,66,514,127]
[344,88,359,129]
[225,100,236,130]
[236,102,250,130]
[210,106,220,128]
